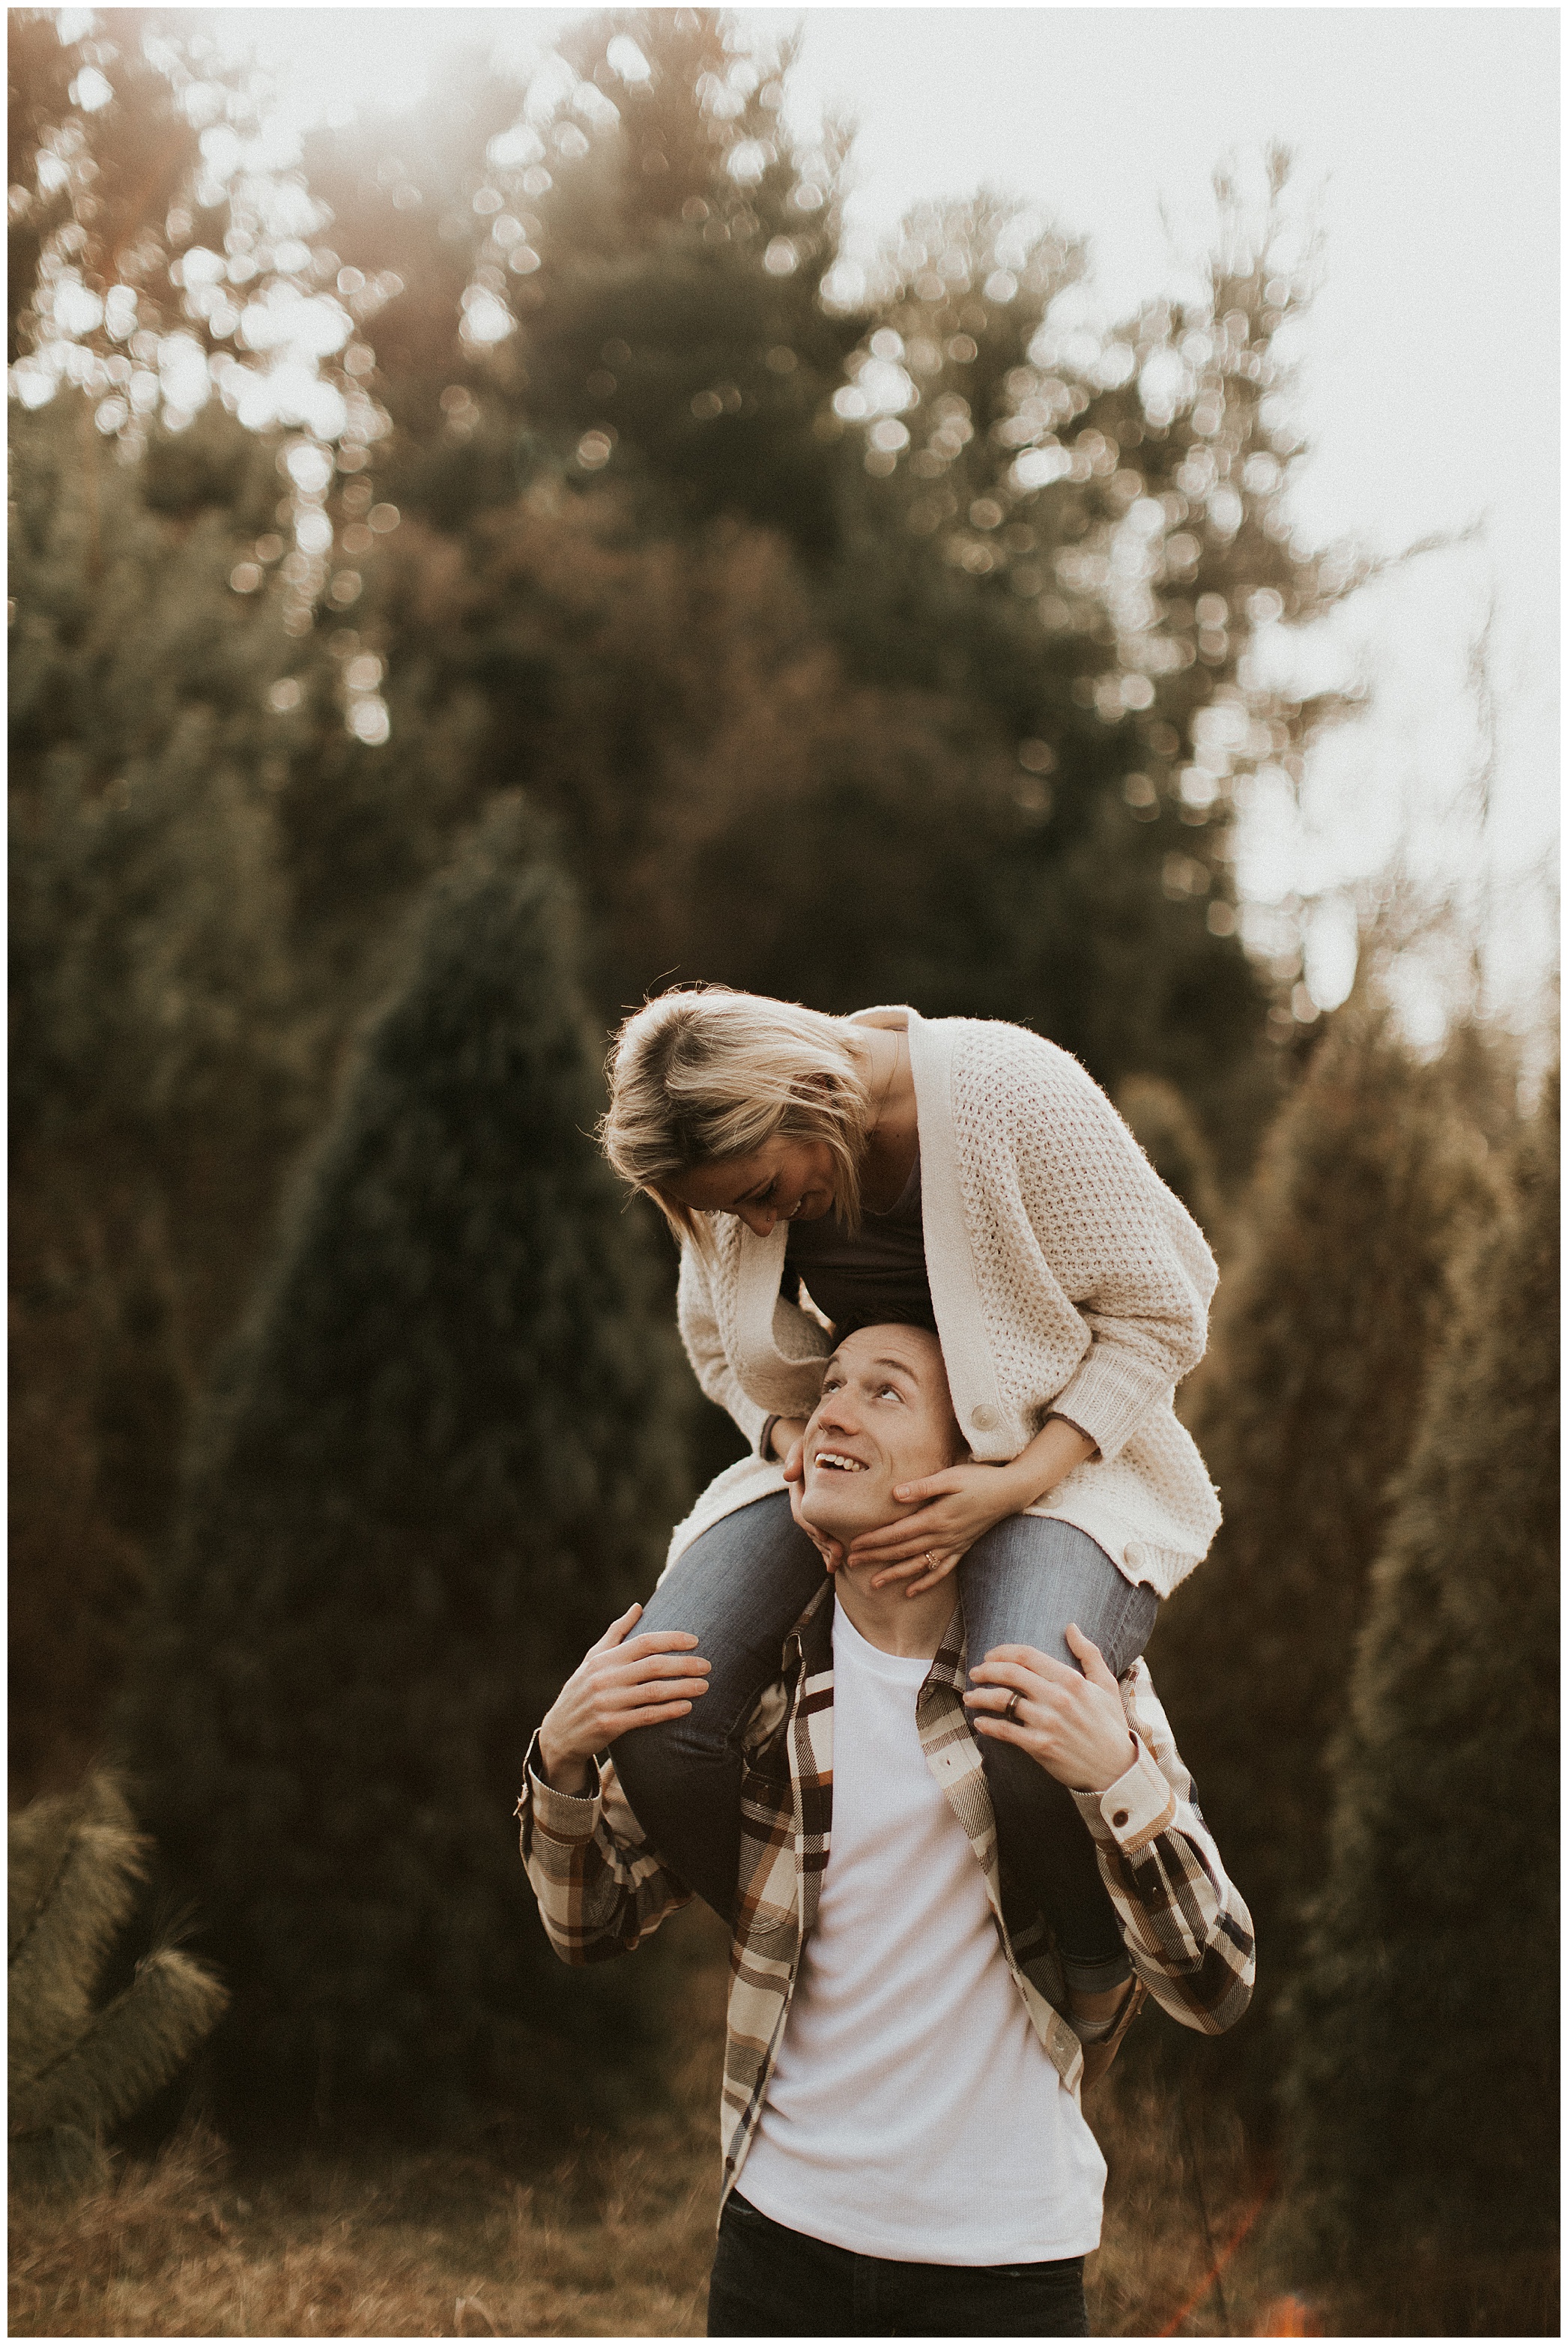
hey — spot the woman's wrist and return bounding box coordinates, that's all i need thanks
[1000,1417,1098,1513]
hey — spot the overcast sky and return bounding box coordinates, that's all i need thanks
[210,3,1560,1035]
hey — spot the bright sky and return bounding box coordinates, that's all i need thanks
[202,3,1559,1038]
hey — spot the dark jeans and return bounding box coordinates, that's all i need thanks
[613,1492,1157,1992]
[707,2191,1089,2337]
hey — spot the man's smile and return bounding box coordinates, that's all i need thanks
[812,1450,868,1474]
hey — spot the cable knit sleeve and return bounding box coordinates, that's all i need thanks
[952,1028,1217,1464]
[677,1236,772,1454]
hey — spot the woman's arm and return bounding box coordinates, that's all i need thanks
[1002,1037,1218,1465]
[676,1237,774,1454]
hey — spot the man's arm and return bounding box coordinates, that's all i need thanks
[966,1629,1255,2034]
[518,1605,709,1965]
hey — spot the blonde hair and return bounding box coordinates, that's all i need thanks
[600,987,878,1238]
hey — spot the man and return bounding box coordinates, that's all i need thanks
[518,1325,1253,2338]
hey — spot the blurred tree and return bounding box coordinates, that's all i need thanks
[10,1772,226,2192]
[1278,1074,1558,2326]
[117,801,691,2137]
[297,10,860,551]
[7,7,204,369]
[9,393,314,1801]
[9,6,1370,1800]
[300,39,1351,1178]
[1146,998,1508,2120]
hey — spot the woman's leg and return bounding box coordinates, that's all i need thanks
[959,1517,1159,1996]
[613,1493,825,1920]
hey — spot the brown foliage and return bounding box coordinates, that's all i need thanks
[7,1914,1352,2339]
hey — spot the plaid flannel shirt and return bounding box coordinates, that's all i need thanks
[517,1579,1253,2209]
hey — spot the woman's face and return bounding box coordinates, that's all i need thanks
[665,1136,838,1237]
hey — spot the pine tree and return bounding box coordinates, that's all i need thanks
[10,1772,226,2191]
[8,393,314,1801]
[1146,1000,1505,2114]
[1278,1075,1558,2328]
[297,31,1349,1181]
[118,800,691,2138]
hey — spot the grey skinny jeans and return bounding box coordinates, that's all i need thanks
[613,1493,1157,1994]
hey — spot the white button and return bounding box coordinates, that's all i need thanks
[970,1403,998,1431]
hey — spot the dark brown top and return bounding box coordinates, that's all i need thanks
[783,1152,936,1338]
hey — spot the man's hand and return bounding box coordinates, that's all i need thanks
[963,1625,1136,1794]
[536,1604,710,1797]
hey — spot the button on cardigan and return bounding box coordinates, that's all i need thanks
[666,1006,1222,1600]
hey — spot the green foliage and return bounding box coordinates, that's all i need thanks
[10,1772,226,2191]
[8,391,324,1801]
[117,800,691,2138]
[12,4,1345,1818]
[9,399,300,1156]
[288,16,1341,1152]
[1278,1075,1558,2307]
[1148,1000,1507,2116]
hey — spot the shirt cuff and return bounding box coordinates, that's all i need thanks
[521,1729,602,1843]
[1052,1347,1169,1465]
[1070,1735,1177,1855]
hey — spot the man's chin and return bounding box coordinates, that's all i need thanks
[799,1481,886,1547]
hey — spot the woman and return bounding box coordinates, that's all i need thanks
[599,989,1220,2034]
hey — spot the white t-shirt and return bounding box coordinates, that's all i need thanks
[738,1604,1107,2264]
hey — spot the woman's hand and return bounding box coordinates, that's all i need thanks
[841,1459,1029,1595]
[963,1625,1136,1794]
[844,1417,1098,1598]
[536,1604,710,1797]
[782,1428,847,1570]
[785,1449,844,1570]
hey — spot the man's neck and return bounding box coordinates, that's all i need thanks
[832,1566,955,1660]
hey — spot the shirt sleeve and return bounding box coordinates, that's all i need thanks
[1067,1659,1255,2033]
[676,1238,772,1453]
[516,1734,693,1964]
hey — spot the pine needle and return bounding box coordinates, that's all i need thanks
[13,1945,228,2137]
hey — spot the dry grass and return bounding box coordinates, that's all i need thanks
[16,1922,1523,2340]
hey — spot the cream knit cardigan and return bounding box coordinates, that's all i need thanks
[663,1006,1220,1600]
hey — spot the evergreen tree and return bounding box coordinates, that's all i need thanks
[297,28,1350,1179]
[1146,1000,1505,2114]
[298,10,860,551]
[10,1772,225,2191]
[8,393,313,1801]
[118,800,690,2138]
[1278,1077,1558,2327]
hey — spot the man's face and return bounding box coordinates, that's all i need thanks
[797,1325,964,1545]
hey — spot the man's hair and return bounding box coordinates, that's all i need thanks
[599,987,877,1238]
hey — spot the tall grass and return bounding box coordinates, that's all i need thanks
[16,1910,1501,2338]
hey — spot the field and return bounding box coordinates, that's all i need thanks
[11,1908,1325,2341]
